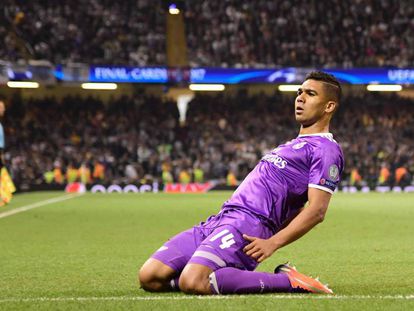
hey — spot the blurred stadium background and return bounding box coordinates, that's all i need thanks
[1,0,413,193]
[0,1,414,310]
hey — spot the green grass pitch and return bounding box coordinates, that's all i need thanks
[0,191,413,310]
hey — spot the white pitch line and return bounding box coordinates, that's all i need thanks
[0,193,83,220]
[0,295,413,303]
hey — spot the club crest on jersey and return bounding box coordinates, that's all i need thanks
[292,142,307,150]
[329,164,339,180]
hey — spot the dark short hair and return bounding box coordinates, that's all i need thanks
[305,71,341,102]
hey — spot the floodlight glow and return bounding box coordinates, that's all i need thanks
[169,4,180,14]
[7,81,39,88]
[81,83,118,90]
[278,85,301,92]
[189,84,225,91]
[367,84,402,92]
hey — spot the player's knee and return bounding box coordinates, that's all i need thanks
[138,258,178,292]
[179,271,211,295]
[138,265,164,292]
[138,266,154,291]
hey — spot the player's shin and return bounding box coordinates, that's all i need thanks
[209,268,292,294]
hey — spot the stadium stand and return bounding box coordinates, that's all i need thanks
[184,0,413,68]
[1,1,412,67]
[1,0,166,65]
[4,93,178,188]
[0,1,413,191]
[3,92,413,189]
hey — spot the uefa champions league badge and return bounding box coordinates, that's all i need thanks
[329,164,339,180]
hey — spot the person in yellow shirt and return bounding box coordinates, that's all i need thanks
[44,169,54,184]
[0,99,14,206]
[66,163,79,183]
[178,168,191,184]
[226,170,238,186]
[79,162,92,184]
[193,166,204,183]
[161,162,174,184]
[378,163,390,186]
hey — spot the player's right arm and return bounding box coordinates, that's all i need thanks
[243,187,331,263]
[244,140,343,263]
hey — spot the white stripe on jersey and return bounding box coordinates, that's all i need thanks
[192,251,226,267]
[308,184,334,194]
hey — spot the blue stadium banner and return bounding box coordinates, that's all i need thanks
[63,66,414,85]
[324,68,414,84]
[190,68,414,84]
[190,68,287,84]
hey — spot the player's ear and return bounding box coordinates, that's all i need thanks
[325,100,337,113]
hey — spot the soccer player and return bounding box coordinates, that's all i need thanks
[138,71,344,295]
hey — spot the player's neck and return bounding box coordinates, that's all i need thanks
[299,122,330,135]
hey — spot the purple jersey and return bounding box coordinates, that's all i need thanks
[223,133,344,231]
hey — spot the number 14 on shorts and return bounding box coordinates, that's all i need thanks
[210,229,236,249]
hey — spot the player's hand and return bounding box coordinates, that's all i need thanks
[242,234,277,263]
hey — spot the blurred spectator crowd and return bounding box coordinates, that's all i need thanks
[1,0,166,65]
[3,92,413,189]
[185,0,414,68]
[1,0,413,68]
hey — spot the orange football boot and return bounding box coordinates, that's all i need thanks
[275,263,333,294]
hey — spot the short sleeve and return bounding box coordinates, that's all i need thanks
[308,144,344,194]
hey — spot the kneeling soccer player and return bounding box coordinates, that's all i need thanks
[139,71,344,295]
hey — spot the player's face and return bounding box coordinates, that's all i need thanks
[0,101,5,117]
[294,79,330,127]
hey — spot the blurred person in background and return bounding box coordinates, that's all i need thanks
[0,99,6,171]
[0,99,15,206]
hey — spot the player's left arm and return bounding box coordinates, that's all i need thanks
[243,188,332,263]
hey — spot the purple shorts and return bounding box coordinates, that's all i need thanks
[151,208,273,272]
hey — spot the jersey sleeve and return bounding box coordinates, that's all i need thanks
[308,144,344,194]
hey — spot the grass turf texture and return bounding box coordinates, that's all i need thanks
[0,191,413,310]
